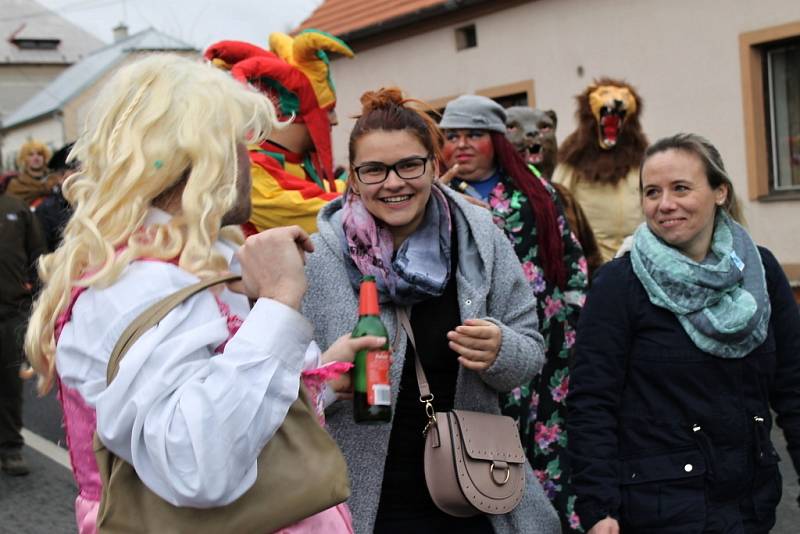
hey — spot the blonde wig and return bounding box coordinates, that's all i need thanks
[26,53,282,393]
[16,139,52,170]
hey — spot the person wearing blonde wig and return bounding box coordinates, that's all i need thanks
[6,139,59,206]
[25,54,381,534]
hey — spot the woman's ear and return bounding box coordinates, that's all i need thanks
[715,183,729,207]
[348,174,360,196]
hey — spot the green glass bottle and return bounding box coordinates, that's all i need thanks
[352,275,392,424]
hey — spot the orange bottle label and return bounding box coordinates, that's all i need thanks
[366,350,391,406]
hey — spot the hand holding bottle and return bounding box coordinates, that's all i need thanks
[352,276,392,423]
[447,319,502,371]
[322,334,388,400]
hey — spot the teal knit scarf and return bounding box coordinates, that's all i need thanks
[631,211,771,358]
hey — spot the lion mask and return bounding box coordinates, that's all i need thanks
[588,85,638,150]
[558,78,648,185]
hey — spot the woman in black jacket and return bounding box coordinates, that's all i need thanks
[567,133,800,534]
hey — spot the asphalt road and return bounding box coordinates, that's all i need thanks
[2,380,800,533]
[0,381,74,534]
[0,445,76,534]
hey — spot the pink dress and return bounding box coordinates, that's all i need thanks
[54,271,353,534]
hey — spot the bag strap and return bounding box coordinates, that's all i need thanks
[396,307,432,398]
[106,273,242,385]
[397,307,439,436]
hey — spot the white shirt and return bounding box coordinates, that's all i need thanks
[56,212,321,507]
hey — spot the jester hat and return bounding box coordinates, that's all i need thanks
[204,30,354,188]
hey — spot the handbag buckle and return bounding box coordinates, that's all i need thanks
[420,394,437,436]
[490,461,511,485]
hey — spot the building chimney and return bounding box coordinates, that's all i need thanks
[113,23,129,43]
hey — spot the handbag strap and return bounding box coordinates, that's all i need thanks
[397,307,439,435]
[396,307,432,398]
[106,273,241,385]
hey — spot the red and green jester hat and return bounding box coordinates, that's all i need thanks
[205,30,354,234]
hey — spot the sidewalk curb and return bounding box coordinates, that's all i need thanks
[21,427,71,470]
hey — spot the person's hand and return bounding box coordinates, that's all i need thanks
[447,319,502,371]
[18,364,34,380]
[587,517,619,534]
[437,164,459,186]
[322,334,388,365]
[321,334,389,399]
[235,225,314,310]
[436,164,490,209]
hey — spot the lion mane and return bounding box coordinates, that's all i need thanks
[558,78,648,185]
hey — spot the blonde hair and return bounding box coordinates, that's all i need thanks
[26,54,282,394]
[16,139,52,170]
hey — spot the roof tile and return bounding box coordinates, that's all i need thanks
[296,0,447,37]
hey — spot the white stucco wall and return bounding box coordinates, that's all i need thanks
[0,65,67,121]
[329,0,800,264]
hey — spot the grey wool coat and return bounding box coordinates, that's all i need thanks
[302,186,561,534]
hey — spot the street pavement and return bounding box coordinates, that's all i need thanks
[1,380,800,533]
[0,445,76,534]
[0,382,74,534]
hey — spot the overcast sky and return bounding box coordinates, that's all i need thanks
[37,0,323,49]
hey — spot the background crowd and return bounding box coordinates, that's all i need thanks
[0,23,798,534]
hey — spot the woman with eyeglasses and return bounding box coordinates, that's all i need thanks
[301,87,560,533]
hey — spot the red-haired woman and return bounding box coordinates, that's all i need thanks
[302,88,560,533]
[441,95,588,533]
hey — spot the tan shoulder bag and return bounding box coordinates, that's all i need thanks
[94,274,350,533]
[397,308,526,517]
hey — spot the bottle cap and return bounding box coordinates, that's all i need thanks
[359,276,380,316]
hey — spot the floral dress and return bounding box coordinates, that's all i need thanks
[489,172,587,533]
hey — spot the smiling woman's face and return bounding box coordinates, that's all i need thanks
[350,129,436,248]
[640,148,728,261]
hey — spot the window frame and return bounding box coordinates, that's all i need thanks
[739,20,800,201]
[455,24,478,51]
[11,38,60,50]
[427,80,536,117]
[765,41,800,192]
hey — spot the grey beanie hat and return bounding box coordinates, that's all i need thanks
[439,94,507,134]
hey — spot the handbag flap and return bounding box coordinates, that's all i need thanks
[452,410,525,463]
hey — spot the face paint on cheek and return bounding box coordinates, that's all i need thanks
[474,137,494,159]
[473,137,496,173]
[442,142,456,165]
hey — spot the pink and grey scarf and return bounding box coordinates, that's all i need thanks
[341,185,452,306]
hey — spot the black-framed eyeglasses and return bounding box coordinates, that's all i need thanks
[352,155,432,185]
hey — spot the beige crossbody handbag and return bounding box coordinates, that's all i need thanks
[94,274,350,533]
[397,308,526,517]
